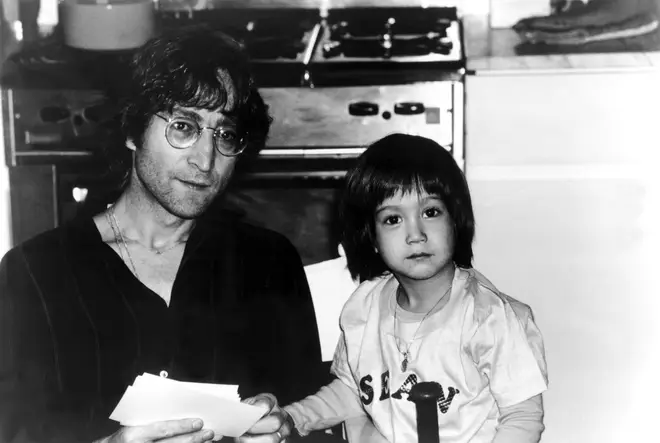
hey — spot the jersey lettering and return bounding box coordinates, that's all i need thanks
[392,373,418,399]
[379,370,390,400]
[358,371,460,414]
[359,374,374,405]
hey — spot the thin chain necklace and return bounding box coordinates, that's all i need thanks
[139,241,183,255]
[106,208,141,280]
[394,282,453,372]
[111,209,185,255]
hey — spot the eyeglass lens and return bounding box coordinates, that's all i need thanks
[165,117,246,156]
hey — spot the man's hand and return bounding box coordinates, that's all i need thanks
[95,418,215,443]
[236,393,294,443]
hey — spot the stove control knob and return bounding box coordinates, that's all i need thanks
[349,101,379,116]
[394,102,426,115]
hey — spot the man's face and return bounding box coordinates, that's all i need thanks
[127,93,240,219]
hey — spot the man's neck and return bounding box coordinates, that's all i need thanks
[111,190,195,250]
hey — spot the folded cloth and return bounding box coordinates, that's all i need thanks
[514,0,657,32]
[519,11,659,45]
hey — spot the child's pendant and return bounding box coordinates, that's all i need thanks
[401,352,410,372]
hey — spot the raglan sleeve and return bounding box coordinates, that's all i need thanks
[329,328,359,393]
[466,293,549,409]
[510,300,549,387]
[283,315,368,436]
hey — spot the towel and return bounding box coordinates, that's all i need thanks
[514,0,659,45]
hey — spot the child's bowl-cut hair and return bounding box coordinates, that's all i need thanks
[340,133,475,282]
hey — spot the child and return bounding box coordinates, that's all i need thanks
[283,134,549,443]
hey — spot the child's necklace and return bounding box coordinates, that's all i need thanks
[394,283,453,372]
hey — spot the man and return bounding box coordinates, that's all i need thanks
[0,27,326,443]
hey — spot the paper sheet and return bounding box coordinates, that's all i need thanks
[109,373,267,440]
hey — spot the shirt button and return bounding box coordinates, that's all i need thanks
[159,370,169,378]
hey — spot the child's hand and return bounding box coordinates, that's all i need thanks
[235,393,293,442]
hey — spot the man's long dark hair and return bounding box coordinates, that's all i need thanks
[105,25,272,189]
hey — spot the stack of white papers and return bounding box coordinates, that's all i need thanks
[109,373,268,439]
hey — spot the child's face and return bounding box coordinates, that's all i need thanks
[373,189,455,283]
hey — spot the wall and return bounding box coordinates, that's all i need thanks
[466,69,660,442]
[488,0,550,27]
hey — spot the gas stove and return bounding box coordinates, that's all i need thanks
[157,6,464,87]
[160,6,464,62]
[4,6,463,88]
[3,6,465,175]
[246,7,465,169]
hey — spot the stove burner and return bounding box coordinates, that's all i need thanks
[323,33,453,59]
[329,16,452,40]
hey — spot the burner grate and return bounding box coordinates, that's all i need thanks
[323,33,453,59]
[322,7,460,61]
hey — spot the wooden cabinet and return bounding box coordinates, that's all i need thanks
[5,164,115,246]
[465,69,660,442]
[8,165,58,246]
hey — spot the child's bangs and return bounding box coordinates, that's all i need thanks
[374,168,445,203]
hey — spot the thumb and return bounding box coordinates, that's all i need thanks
[243,393,277,416]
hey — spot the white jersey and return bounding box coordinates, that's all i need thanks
[330,267,548,443]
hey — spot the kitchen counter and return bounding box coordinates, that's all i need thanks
[463,14,660,73]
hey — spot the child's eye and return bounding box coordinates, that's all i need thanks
[383,215,401,225]
[423,207,442,218]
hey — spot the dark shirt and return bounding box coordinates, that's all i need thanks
[0,213,326,443]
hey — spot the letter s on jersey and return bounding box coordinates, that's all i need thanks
[359,375,374,405]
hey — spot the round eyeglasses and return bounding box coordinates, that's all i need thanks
[155,113,248,157]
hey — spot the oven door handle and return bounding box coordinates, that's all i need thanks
[348,101,379,116]
[394,102,425,115]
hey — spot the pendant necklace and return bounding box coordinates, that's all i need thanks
[394,282,453,372]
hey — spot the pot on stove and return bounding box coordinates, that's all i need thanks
[60,0,156,51]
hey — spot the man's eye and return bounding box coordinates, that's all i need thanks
[170,120,197,134]
[215,128,238,141]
